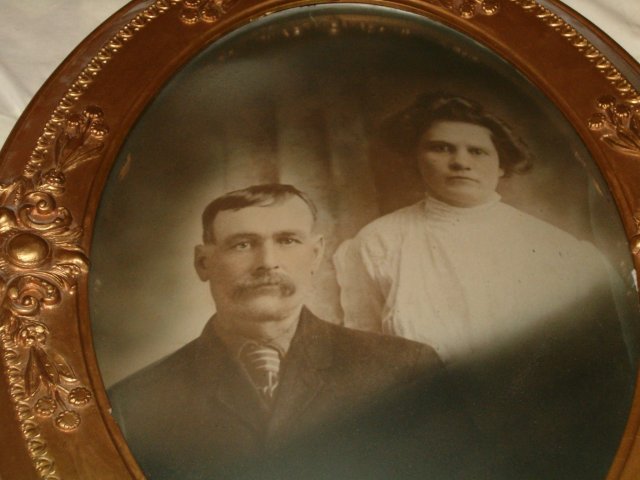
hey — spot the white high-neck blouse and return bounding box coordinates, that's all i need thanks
[333,195,611,363]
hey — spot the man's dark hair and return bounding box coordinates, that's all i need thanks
[380,92,532,177]
[201,183,318,243]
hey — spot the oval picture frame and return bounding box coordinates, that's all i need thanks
[1,1,640,478]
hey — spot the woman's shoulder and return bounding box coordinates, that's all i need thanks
[334,203,425,264]
[499,202,579,237]
[356,201,425,241]
[497,202,605,259]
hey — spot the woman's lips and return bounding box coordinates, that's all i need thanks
[447,176,479,183]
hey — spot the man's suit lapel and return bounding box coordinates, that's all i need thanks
[199,322,270,433]
[267,308,333,436]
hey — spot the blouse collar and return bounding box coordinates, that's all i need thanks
[423,193,501,221]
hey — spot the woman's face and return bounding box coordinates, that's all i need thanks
[416,120,504,208]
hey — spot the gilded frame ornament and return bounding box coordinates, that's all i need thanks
[0,0,639,478]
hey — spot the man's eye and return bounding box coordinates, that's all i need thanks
[232,241,252,250]
[278,237,299,246]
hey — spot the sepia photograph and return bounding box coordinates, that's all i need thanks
[82,4,640,479]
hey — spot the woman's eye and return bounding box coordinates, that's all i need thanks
[426,143,453,153]
[469,147,487,156]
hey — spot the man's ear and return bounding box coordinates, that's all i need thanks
[311,235,325,273]
[194,244,213,281]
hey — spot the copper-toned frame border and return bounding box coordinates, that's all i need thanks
[0,0,639,478]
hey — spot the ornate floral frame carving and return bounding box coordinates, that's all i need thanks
[0,0,639,478]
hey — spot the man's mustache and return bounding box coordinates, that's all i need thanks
[233,271,296,298]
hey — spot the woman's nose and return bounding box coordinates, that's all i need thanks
[449,150,472,170]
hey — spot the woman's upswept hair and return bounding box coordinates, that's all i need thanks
[380,92,532,177]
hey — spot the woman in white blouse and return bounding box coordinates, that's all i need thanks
[333,92,634,477]
[333,93,618,364]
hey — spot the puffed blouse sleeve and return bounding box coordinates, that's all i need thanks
[333,232,388,333]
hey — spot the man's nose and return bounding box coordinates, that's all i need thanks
[256,242,279,269]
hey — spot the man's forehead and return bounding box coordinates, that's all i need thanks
[211,196,315,238]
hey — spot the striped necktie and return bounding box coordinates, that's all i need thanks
[240,342,281,404]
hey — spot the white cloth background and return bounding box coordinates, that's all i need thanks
[0,1,638,149]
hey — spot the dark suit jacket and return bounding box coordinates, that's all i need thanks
[109,308,485,479]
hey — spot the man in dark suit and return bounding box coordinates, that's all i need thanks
[109,184,481,479]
